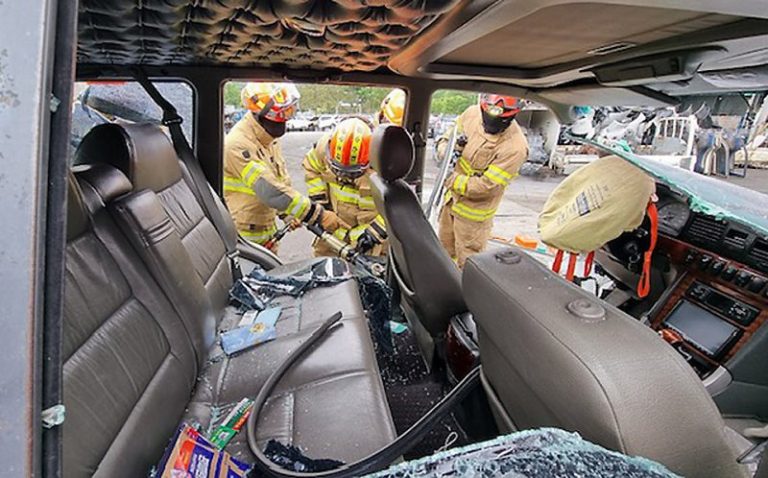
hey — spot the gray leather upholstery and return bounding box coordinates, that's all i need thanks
[72,163,132,204]
[370,125,414,181]
[77,123,232,315]
[756,448,768,478]
[464,247,747,478]
[76,123,182,192]
[65,125,396,475]
[66,173,90,241]
[370,124,466,362]
[107,187,219,365]
[64,173,198,477]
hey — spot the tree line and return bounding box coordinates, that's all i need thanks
[224,83,477,116]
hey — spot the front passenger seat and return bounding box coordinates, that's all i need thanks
[369,125,467,365]
[464,247,746,477]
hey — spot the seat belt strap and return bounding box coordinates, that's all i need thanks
[133,69,242,282]
[637,201,658,298]
[552,249,564,274]
[566,252,578,282]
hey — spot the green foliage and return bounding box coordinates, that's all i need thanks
[224,82,244,108]
[430,90,477,115]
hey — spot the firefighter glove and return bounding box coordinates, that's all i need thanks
[355,229,380,255]
[318,208,351,232]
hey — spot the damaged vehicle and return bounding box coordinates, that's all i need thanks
[4,0,768,477]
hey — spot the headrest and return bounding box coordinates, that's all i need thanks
[370,124,414,181]
[72,163,133,204]
[67,173,90,241]
[74,123,182,192]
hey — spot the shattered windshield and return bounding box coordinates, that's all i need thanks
[579,137,768,237]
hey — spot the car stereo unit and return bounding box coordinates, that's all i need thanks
[664,300,742,359]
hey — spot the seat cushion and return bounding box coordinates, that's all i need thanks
[184,277,397,464]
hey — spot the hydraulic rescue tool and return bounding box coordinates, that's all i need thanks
[263,222,293,251]
[424,124,466,224]
[304,223,386,277]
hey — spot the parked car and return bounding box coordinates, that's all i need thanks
[316,114,337,131]
[286,115,315,131]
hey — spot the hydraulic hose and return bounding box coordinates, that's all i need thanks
[246,312,481,477]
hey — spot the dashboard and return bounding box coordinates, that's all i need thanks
[656,200,690,237]
[646,185,768,380]
[656,184,768,277]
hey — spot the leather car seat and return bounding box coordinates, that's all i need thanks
[464,247,747,478]
[369,124,467,365]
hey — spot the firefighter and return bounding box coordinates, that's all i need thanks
[377,88,405,126]
[223,82,348,252]
[435,94,529,268]
[303,117,387,257]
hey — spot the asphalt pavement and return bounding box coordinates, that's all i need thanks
[267,131,768,264]
[276,132,323,263]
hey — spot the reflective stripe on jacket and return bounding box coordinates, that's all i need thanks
[439,105,528,222]
[302,134,387,252]
[223,113,312,234]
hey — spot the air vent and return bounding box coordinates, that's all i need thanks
[723,228,749,250]
[587,42,636,56]
[749,239,768,270]
[685,215,726,247]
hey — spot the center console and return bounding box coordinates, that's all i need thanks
[651,236,768,378]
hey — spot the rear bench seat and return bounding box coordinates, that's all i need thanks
[64,126,396,476]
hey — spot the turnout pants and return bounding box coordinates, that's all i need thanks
[438,205,494,269]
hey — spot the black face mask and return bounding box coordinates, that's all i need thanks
[481,109,514,135]
[256,113,286,138]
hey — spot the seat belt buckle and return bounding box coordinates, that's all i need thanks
[228,250,243,281]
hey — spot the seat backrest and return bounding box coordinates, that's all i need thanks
[75,163,218,365]
[64,173,197,477]
[369,125,466,353]
[75,123,232,314]
[464,247,746,478]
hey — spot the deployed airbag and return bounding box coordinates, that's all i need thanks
[538,155,655,253]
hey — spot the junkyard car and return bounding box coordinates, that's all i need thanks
[2,1,768,477]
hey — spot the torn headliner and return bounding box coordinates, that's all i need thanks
[76,0,460,72]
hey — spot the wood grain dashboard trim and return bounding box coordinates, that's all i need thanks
[651,235,768,369]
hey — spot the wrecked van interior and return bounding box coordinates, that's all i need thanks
[4,0,768,476]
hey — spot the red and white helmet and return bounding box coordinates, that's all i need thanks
[241,82,300,123]
[479,93,524,118]
[327,118,372,179]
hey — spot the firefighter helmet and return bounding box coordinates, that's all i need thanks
[479,93,524,118]
[379,89,406,126]
[241,82,300,122]
[327,118,373,179]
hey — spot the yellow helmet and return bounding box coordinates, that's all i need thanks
[379,89,405,126]
[241,82,300,122]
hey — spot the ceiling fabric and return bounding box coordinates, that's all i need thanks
[77,0,459,71]
[441,3,736,69]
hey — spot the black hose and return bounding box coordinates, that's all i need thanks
[246,312,481,477]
